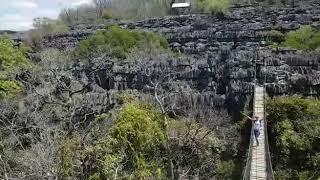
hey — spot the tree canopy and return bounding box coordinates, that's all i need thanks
[267,97,320,179]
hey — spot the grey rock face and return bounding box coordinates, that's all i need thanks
[35,6,320,118]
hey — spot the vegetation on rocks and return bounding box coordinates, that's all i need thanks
[0,37,29,98]
[258,30,285,43]
[282,25,320,51]
[76,25,168,58]
[267,97,320,180]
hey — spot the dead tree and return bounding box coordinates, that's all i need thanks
[93,0,110,17]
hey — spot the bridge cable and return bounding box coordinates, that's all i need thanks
[242,48,275,180]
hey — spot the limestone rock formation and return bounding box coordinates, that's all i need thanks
[25,6,320,120]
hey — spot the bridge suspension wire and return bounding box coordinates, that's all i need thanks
[242,49,275,180]
[262,54,275,180]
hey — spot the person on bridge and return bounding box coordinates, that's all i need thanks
[252,117,261,146]
[241,113,261,146]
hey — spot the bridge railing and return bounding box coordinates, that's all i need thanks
[242,123,254,179]
[242,51,275,180]
[263,85,275,180]
[242,86,256,180]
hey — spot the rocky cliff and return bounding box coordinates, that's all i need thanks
[34,6,320,119]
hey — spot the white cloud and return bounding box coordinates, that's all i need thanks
[70,0,92,7]
[12,0,38,9]
[57,0,93,7]
[0,14,33,31]
[37,9,59,18]
[0,0,94,30]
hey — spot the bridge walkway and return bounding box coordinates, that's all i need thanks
[250,86,266,180]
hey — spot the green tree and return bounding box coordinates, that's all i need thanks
[282,25,320,51]
[267,97,320,179]
[76,25,168,59]
[0,37,29,98]
[93,102,167,179]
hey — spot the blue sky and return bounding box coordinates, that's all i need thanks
[0,0,92,30]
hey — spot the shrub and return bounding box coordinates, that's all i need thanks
[258,30,285,43]
[101,10,113,19]
[93,102,167,179]
[76,25,169,58]
[0,37,29,98]
[282,25,320,51]
[112,102,166,156]
[57,137,81,178]
[217,160,236,179]
[197,0,230,14]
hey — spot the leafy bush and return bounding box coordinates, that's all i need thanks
[217,160,236,179]
[258,30,285,44]
[76,25,169,58]
[101,10,113,19]
[282,25,320,51]
[92,102,166,179]
[0,37,29,98]
[197,0,230,14]
[267,97,320,179]
[57,137,82,178]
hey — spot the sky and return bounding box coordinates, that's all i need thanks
[0,0,93,31]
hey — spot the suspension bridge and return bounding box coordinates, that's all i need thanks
[242,55,275,179]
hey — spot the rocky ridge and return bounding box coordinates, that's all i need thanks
[30,6,320,119]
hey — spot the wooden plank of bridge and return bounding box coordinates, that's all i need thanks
[250,86,267,180]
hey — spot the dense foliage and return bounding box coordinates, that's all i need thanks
[56,101,234,180]
[282,25,320,51]
[0,37,29,98]
[76,25,169,58]
[267,97,320,180]
[90,102,167,179]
